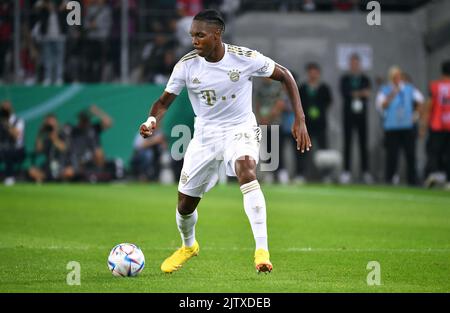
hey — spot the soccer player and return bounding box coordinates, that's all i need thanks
[140,9,311,273]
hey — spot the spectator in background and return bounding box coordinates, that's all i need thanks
[255,77,284,183]
[298,62,332,182]
[339,53,372,184]
[255,78,284,126]
[421,60,450,189]
[0,100,25,186]
[276,72,307,184]
[277,0,299,11]
[130,129,165,181]
[376,66,424,186]
[65,25,83,82]
[177,0,204,18]
[176,0,204,57]
[141,33,177,84]
[332,0,358,11]
[157,49,178,84]
[110,0,137,81]
[0,0,12,83]
[34,0,68,86]
[82,0,112,82]
[28,113,73,183]
[21,23,39,85]
[302,0,316,12]
[218,0,240,21]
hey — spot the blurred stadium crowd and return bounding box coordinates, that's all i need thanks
[1,0,449,189]
[0,0,430,85]
[254,57,450,189]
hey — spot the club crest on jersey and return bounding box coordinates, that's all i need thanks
[180,171,189,185]
[228,69,241,82]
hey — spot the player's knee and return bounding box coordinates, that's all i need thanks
[236,157,257,185]
[177,200,196,215]
[238,170,257,185]
[177,193,200,215]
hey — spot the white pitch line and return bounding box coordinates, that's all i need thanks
[2,245,450,253]
[285,247,450,253]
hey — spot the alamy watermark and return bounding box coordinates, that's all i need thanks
[66,1,81,26]
[366,261,381,286]
[169,124,280,172]
[66,261,81,286]
[367,1,381,26]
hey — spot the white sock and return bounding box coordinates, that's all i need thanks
[176,209,198,248]
[240,180,268,251]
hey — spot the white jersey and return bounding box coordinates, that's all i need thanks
[165,43,276,128]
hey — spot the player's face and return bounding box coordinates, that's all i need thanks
[189,20,220,58]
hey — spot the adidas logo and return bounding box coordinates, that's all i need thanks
[192,78,201,84]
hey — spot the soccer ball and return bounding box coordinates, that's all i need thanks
[107,243,145,277]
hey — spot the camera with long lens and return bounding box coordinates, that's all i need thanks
[0,107,11,121]
[42,124,55,133]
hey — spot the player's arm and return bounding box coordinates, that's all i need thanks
[270,63,312,153]
[139,91,177,138]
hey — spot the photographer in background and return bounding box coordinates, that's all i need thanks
[28,113,73,183]
[68,105,118,182]
[0,101,25,186]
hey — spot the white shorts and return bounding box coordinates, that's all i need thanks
[178,119,262,198]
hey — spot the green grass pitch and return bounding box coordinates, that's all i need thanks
[0,183,449,292]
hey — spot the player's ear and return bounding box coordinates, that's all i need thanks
[214,28,221,40]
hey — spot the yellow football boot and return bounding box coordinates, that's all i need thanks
[161,241,199,273]
[254,248,273,273]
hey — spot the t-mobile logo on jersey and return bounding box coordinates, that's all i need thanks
[66,1,81,26]
[367,1,381,26]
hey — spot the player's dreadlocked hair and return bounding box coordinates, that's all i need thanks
[193,9,225,33]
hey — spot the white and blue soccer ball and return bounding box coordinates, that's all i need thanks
[107,243,145,277]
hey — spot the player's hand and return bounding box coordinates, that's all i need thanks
[139,122,155,138]
[292,118,312,153]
